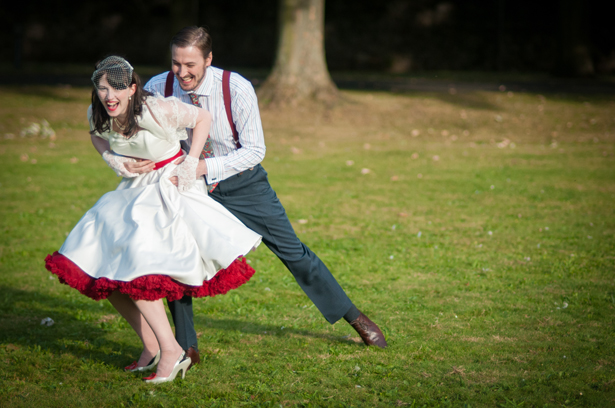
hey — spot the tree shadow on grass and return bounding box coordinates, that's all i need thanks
[193,315,364,348]
[0,285,364,369]
[0,285,142,369]
[337,78,501,111]
[431,91,500,111]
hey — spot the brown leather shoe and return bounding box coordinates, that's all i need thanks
[185,346,201,370]
[349,312,387,348]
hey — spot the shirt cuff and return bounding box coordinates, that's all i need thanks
[204,157,225,184]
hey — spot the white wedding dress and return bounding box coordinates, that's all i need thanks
[46,96,261,301]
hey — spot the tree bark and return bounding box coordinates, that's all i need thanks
[258,0,338,107]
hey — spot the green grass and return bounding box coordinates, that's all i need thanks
[0,84,614,407]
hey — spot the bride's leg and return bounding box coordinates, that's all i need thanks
[107,291,159,366]
[132,299,183,378]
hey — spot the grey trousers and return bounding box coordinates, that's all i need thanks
[168,164,353,350]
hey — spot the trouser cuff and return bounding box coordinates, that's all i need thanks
[343,304,361,323]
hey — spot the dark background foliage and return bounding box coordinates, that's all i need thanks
[2,0,614,74]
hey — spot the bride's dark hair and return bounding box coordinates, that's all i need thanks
[90,57,152,137]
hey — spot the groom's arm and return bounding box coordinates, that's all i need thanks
[201,74,266,185]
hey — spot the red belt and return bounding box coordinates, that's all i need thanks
[153,150,183,170]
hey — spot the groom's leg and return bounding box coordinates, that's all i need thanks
[166,295,198,351]
[209,165,387,348]
[210,165,353,324]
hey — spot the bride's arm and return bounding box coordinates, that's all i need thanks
[170,108,211,178]
[91,133,110,155]
[88,105,138,178]
[186,108,212,160]
[91,132,139,178]
[149,96,212,190]
[173,107,211,191]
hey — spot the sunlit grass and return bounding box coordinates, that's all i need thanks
[0,85,614,407]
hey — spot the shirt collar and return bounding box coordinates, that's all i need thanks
[184,66,214,97]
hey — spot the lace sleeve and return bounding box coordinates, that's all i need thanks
[145,96,200,142]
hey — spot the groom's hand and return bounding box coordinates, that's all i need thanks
[124,159,155,174]
[196,159,208,177]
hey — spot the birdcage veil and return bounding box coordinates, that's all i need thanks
[91,56,134,90]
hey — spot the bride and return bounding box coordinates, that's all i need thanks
[45,56,261,384]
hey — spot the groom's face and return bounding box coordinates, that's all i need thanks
[171,45,212,92]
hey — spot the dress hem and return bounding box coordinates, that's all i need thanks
[45,251,255,302]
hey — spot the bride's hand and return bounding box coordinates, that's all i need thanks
[172,156,199,192]
[167,155,185,186]
[168,157,207,186]
[174,156,208,176]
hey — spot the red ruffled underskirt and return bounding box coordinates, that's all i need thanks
[45,251,255,302]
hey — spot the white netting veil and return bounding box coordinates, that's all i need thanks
[91,56,134,90]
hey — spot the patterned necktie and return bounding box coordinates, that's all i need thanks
[188,92,217,192]
[188,93,215,159]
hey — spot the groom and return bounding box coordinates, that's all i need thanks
[129,26,387,366]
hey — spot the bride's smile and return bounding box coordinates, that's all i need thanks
[96,74,135,121]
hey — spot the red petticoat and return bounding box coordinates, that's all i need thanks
[44,251,255,302]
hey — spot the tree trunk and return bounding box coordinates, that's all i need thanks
[258,0,338,107]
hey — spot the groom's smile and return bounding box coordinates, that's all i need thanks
[171,45,213,92]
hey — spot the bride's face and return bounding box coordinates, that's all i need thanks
[96,74,136,120]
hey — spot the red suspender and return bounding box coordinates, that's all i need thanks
[164,71,174,97]
[164,70,241,149]
[222,70,241,149]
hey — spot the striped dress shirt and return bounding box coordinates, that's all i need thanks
[145,66,266,184]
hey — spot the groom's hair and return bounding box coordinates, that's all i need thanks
[171,26,212,59]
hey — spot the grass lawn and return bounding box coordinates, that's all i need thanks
[0,83,614,407]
